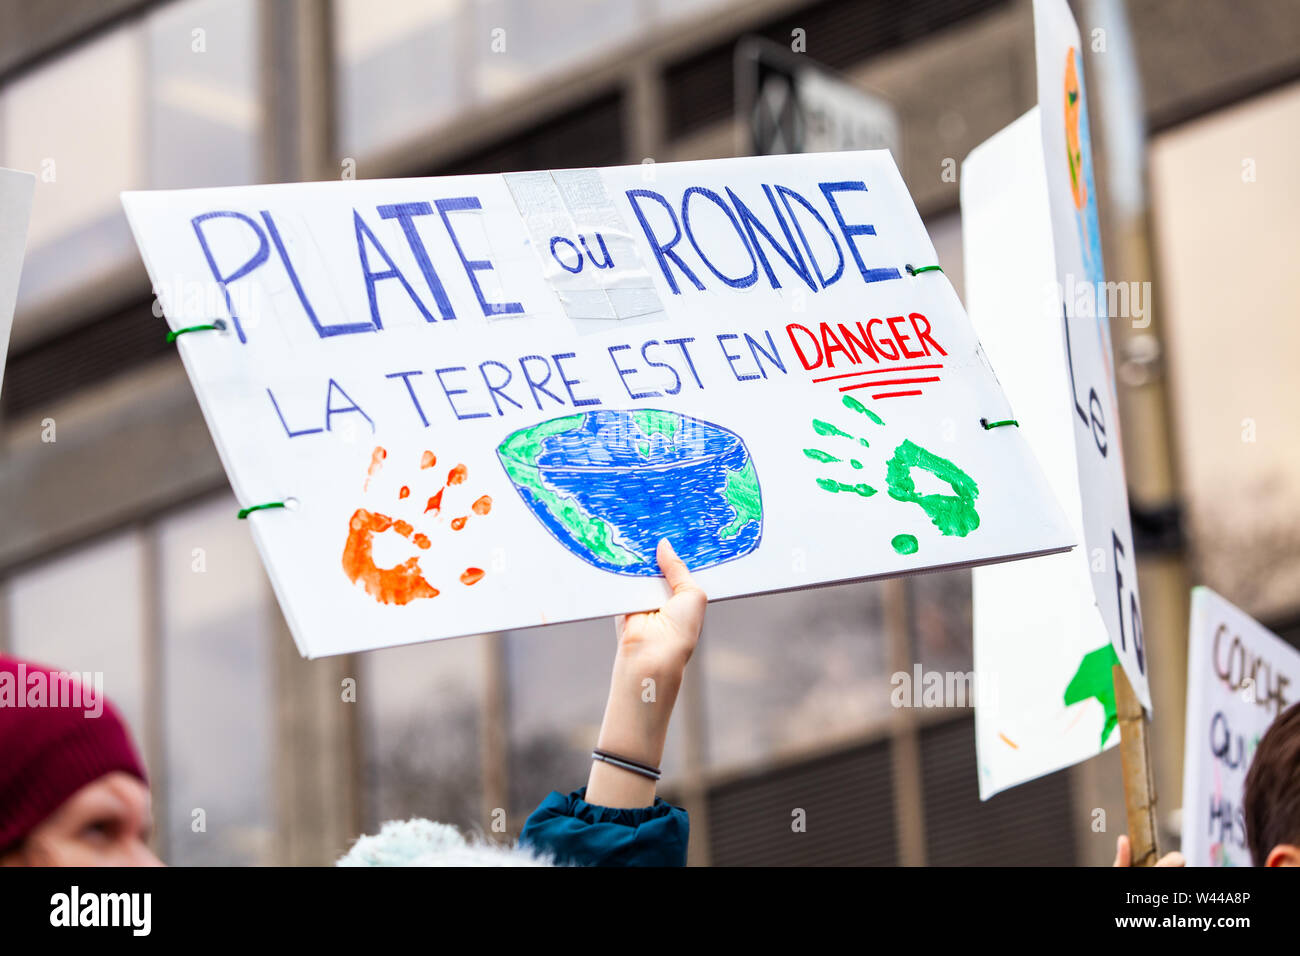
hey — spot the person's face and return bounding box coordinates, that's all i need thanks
[0,771,162,867]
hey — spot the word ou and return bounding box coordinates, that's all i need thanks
[50,886,151,936]
[548,233,614,274]
[890,664,997,709]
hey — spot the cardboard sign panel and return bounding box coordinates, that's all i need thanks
[964,109,1120,799]
[123,150,1072,658]
[0,168,35,398]
[963,0,1152,798]
[1034,0,1149,707]
[1182,588,1300,867]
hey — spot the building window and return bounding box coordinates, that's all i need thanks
[1,26,145,316]
[146,0,261,190]
[7,530,150,743]
[332,0,697,164]
[156,494,275,865]
[0,0,261,324]
[701,583,893,771]
[471,0,642,101]
[360,635,487,833]
[909,569,974,681]
[332,0,470,162]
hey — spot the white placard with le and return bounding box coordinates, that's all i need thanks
[964,0,1148,799]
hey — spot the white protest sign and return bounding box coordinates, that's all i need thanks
[1182,587,1300,867]
[963,0,1148,798]
[123,150,1072,658]
[1034,0,1148,707]
[0,168,35,397]
[964,110,1120,798]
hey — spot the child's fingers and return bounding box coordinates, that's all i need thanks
[657,539,707,645]
[657,538,697,595]
[1112,835,1130,868]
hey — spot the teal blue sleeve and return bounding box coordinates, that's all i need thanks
[519,787,690,867]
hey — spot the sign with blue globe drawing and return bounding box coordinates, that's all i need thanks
[123,148,1075,657]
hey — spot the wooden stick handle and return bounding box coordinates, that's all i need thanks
[1113,663,1160,865]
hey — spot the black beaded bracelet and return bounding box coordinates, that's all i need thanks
[591,748,661,781]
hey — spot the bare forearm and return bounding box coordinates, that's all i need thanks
[584,539,705,810]
[585,653,683,808]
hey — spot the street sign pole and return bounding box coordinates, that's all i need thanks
[735,36,901,161]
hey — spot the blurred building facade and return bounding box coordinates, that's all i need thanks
[0,0,1296,865]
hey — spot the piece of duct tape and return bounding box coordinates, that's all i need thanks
[505,169,665,326]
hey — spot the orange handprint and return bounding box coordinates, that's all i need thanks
[342,445,493,606]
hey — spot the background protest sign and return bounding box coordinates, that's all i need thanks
[0,168,35,397]
[123,150,1072,658]
[1034,0,1149,708]
[964,111,1120,798]
[962,0,1147,798]
[1182,587,1300,867]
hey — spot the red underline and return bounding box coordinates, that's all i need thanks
[872,390,925,399]
[812,364,944,384]
[839,376,941,392]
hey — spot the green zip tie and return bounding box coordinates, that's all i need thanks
[905,264,944,276]
[981,418,1020,430]
[237,501,287,520]
[166,319,226,344]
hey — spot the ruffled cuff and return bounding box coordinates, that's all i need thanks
[519,787,690,867]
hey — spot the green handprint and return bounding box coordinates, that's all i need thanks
[803,394,981,555]
[884,439,980,537]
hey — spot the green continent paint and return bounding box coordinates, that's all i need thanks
[719,460,763,539]
[497,415,642,566]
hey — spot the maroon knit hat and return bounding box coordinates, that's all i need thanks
[0,655,148,854]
